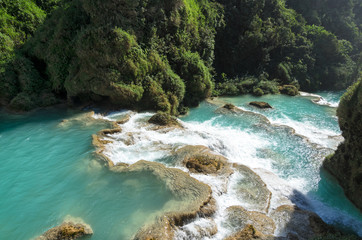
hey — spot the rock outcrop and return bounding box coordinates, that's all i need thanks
[249,101,273,109]
[233,164,272,212]
[323,79,362,210]
[224,224,274,240]
[270,205,336,240]
[148,112,183,129]
[226,206,275,235]
[36,219,93,240]
[223,103,237,110]
[113,161,213,240]
[173,145,233,175]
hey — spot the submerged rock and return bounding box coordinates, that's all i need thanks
[233,164,272,213]
[270,205,336,240]
[109,160,213,240]
[116,113,131,125]
[249,101,272,109]
[97,127,122,136]
[323,79,362,210]
[173,145,233,175]
[224,224,274,240]
[36,219,93,240]
[226,206,275,235]
[176,218,218,239]
[57,111,114,128]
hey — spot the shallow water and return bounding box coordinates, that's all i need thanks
[0,109,175,239]
[1,92,361,239]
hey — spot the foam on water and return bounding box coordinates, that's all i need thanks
[1,90,359,239]
[102,113,270,170]
[99,92,362,238]
[266,112,342,149]
[300,91,340,108]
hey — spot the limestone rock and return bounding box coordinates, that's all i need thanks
[226,206,275,235]
[224,224,274,240]
[249,101,272,109]
[233,164,272,212]
[108,160,213,240]
[323,79,362,210]
[173,145,233,175]
[36,220,93,240]
[116,113,131,124]
[270,205,336,240]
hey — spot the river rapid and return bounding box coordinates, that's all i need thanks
[0,92,361,239]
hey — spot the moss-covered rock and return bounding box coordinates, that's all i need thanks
[323,78,362,211]
[36,219,93,240]
[148,112,181,127]
[223,103,236,110]
[280,85,299,96]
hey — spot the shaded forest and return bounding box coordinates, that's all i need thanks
[0,0,361,112]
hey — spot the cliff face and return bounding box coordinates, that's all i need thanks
[323,77,362,211]
[0,0,223,112]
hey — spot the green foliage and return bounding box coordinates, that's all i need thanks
[253,87,264,96]
[214,0,361,91]
[280,85,299,96]
[1,0,223,113]
[255,80,279,94]
[0,0,361,112]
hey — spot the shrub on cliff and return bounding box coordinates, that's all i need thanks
[1,0,223,113]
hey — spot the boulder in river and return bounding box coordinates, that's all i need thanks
[148,112,182,128]
[249,101,272,109]
[173,145,233,175]
[223,103,237,110]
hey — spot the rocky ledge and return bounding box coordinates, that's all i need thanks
[173,145,233,176]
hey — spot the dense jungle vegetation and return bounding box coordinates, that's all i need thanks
[0,0,361,113]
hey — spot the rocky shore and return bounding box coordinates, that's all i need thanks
[90,111,346,239]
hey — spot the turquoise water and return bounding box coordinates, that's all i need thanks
[1,91,362,239]
[0,108,174,239]
[182,92,362,234]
